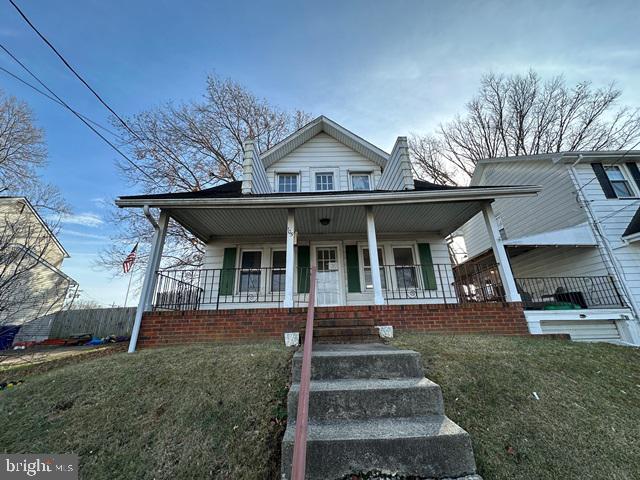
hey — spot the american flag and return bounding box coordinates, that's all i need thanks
[122,243,138,273]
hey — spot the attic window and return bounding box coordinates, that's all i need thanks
[351,173,371,191]
[315,172,334,191]
[277,174,298,192]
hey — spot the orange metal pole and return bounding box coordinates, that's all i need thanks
[291,266,317,480]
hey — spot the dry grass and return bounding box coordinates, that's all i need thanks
[0,342,291,480]
[394,333,640,480]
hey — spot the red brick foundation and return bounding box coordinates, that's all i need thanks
[138,302,528,348]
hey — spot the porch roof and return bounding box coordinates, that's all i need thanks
[116,180,540,242]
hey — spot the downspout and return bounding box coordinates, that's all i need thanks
[569,155,640,324]
[127,205,160,353]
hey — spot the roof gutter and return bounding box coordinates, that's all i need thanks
[116,185,541,210]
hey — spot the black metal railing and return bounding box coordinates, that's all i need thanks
[152,263,507,311]
[515,275,625,310]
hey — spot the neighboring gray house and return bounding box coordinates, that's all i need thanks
[461,151,640,345]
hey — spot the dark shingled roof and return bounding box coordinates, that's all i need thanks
[118,179,509,201]
[623,206,640,238]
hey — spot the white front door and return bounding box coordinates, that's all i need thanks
[316,247,340,306]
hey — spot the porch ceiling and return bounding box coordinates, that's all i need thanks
[166,200,485,241]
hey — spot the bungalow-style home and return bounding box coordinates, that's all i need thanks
[0,196,78,346]
[116,116,540,351]
[460,151,640,345]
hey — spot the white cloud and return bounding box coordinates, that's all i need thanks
[60,212,104,227]
[63,229,109,240]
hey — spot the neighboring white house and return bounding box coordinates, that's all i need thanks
[0,196,78,331]
[117,116,540,350]
[461,151,640,345]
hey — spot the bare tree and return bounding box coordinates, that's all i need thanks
[411,71,640,185]
[0,198,74,331]
[101,74,311,273]
[0,89,68,214]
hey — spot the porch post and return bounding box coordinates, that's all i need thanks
[284,208,295,307]
[481,202,521,303]
[366,206,385,305]
[128,209,169,353]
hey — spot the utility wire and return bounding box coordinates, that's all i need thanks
[9,0,141,141]
[0,42,160,186]
[9,0,187,170]
[0,64,121,138]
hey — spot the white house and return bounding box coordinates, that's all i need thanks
[461,151,640,345]
[117,116,540,350]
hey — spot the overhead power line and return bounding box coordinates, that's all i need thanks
[0,42,160,186]
[9,0,188,170]
[0,64,120,138]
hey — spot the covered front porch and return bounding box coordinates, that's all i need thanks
[116,183,538,350]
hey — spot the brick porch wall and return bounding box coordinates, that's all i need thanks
[138,302,528,348]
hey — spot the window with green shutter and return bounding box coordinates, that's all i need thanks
[219,247,237,295]
[297,246,310,293]
[417,243,437,290]
[345,245,361,292]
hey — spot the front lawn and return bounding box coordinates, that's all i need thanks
[1,335,639,479]
[0,342,291,479]
[395,333,640,480]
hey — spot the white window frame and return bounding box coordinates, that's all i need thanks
[270,249,286,293]
[311,168,339,192]
[358,244,387,291]
[236,249,264,294]
[349,171,373,191]
[389,243,422,291]
[604,164,638,199]
[275,172,300,193]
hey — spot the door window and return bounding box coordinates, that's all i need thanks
[317,248,337,271]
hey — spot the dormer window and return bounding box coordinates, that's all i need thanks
[278,174,299,192]
[315,172,334,191]
[351,173,371,191]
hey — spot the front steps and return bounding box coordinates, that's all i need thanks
[300,317,381,344]
[281,344,480,480]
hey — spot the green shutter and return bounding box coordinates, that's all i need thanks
[297,246,310,293]
[219,247,237,295]
[345,245,361,293]
[417,243,437,290]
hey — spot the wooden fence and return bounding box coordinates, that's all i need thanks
[48,307,136,339]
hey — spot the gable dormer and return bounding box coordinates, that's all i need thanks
[240,116,414,194]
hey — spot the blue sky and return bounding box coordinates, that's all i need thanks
[1,0,639,305]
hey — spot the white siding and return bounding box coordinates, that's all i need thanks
[265,133,382,192]
[378,137,413,191]
[463,160,587,258]
[573,161,640,303]
[540,320,620,342]
[509,246,609,278]
[201,235,452,309]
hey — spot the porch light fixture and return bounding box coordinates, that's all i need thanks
[319,218,330,226]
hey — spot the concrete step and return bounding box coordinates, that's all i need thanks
[311,335,381,344]
[291,344,424,382]
[313,318,375,328]
[281,416,477,480]
[302,326,379,337]
[288,377,444,421]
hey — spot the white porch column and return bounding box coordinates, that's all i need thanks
[366,206,385,305]
[284,209,295,307]
[481,202,521,303]
[128,209,169,353]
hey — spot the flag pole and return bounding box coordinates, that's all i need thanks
[124,262,134,307]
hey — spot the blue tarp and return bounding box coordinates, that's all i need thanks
[0,326,20,350]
